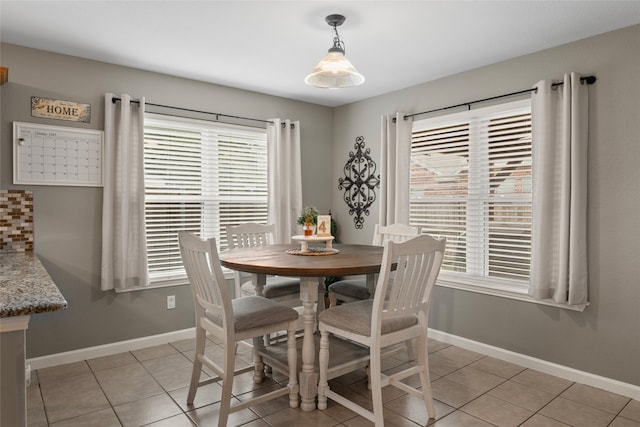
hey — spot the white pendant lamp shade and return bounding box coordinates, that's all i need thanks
[305,48,365,89]
[305,14,365,89]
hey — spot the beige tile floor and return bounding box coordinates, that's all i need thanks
[27,336,640,426]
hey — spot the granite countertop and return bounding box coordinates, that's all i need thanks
[0,251,67,318]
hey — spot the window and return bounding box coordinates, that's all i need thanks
[410,100,532,292]
[144,114,268,285]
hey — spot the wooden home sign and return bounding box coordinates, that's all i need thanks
[31,96,91,123]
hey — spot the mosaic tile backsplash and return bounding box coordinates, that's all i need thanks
[0,189,34,252]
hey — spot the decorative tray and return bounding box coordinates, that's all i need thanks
[291,235,335,242]
[289,235,337,255]
[286,248,340,256]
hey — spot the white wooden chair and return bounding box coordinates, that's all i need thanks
[317,234,446,426]
[327,223,421,307]
[225,223,301,305]
[179,232,299,427]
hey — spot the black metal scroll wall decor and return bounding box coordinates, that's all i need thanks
[338,136,381,229]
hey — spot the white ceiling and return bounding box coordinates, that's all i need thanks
[2,1,640,107]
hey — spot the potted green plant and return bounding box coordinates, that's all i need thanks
[297,206,318,236]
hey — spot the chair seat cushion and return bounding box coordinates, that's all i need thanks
[318,299,417,337]
[207,296,299,332]
[328,279,370,300]
[240,277,300,299]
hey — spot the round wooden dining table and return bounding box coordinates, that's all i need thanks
[219,243,384,411]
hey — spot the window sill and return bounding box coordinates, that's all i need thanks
[116,271,587,312]
[435,277,588,312]
[113,280,188,293]
[114,270,236,293]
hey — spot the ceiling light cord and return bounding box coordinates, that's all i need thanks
[331,24,345,54]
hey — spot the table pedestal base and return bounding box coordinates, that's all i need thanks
[299,277,318,411]
[299,371,319,411]
[257,334,371,412]
[256,276,373,411]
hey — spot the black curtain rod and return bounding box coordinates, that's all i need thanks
[403,75,597,120]
[111,96,274,125]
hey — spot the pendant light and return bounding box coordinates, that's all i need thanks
[305,14,365,89]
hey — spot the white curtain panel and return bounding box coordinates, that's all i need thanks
[267,119,302,244]
[101,93,149,291]
[529,73,589,306]
[379,113,412,226]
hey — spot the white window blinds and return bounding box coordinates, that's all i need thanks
[144,114,268,284]
[410,100,532,288]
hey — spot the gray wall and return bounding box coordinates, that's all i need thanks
[2,23,639,388]
[331,24,640,387]
[0,43,334,357]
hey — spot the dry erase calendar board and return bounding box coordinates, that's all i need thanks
[13,122,104,186]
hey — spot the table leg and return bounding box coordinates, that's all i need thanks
[252,273,266,297]
[298,277,319,411]
[366,273,377,296]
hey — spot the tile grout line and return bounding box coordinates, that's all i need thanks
[89,352,128,427]
[31,340,639,427]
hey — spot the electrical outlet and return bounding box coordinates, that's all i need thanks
[167,295,176,309]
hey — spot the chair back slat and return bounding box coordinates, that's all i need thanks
[179,232,233,328]
[226,223,274,249]
[372,223,421,246]
[373,234,446,329]
[225,223,277,298]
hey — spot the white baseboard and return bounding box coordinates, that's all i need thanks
[27,326,639,401]
[27,328,196,370]
[428,328,640,401]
